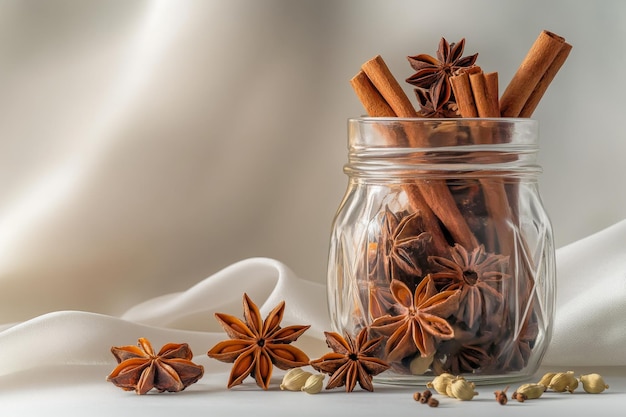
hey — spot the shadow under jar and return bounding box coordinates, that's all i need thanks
[327,117,556,385]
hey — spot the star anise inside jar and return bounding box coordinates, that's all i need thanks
[429,244,509,329]
[370,277,459,363]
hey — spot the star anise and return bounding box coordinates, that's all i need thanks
[372,207,434,285]
[364,281,396,320]
[434,326,496,375]
[495,311,539,372]
[106,337,204,395]
[406,37,478,92]
[370,277,459,363]
[207,293,310,390]
[406,37,478,117]
[414,77,459,118]
[310,327,390,392]
[429,244,509,329]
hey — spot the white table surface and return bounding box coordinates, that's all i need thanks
[2,362,624,417]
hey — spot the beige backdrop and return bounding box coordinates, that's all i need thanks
[1,0,625,323]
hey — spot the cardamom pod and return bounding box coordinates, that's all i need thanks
[280,368,312,391]
[301,373,325,394]
[537,371,557,387]
[513,383,546,401]
[447,378,478,401]
[579,373,609,394]
[409,353,434,375]
[426,373,455,395]
[548,371,578,393]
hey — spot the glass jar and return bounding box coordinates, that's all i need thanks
[327,117,556,384]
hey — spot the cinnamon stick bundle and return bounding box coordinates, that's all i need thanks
[349,31,570,253]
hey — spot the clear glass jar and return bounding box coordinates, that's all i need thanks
[327,117,556,384]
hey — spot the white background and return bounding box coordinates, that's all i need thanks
[1,0,625,323]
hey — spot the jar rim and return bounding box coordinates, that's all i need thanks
[349,116,537,123]
[348,117,539,151]
[346,117,541,178]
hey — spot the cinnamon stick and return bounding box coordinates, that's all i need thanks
[350,70,396,118]
[470,71,500,118]
[452,68,515,253]
[450,72,478,117]
[361,55,418,118]
[500,30,566,117]
[519,42,572,117]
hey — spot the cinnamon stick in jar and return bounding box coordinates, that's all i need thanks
[360,55,418,119]
[350,70,396,118]
[470,71,500,118]
[500,30,566,117]
[450,72,478,118]
[518,42,572,117]
[451,68,513,253]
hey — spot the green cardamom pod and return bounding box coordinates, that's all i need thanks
[548,371,578,393]
[426,373,455,395]
[579,373,609,394]
[448,378,478,401]
[301,374,325,394]
[280,368,312,391]
[513,383,546,401]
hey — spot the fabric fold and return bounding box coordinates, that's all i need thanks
[0,258,329,377]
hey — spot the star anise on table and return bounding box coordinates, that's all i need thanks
[429,244,509,329]
[207,293,311,390]
[310,327,390,392]
[106,337,204,395]
[370,277,459,363]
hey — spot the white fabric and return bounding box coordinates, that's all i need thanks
[544,219,626,366]
[0,258,330,378]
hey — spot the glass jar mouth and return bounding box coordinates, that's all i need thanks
[350,116,532,122]
[346,117,541,178]
[348,117,538,148]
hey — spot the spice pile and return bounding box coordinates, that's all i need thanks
[105,293,611,403]
[105,30,583,396]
